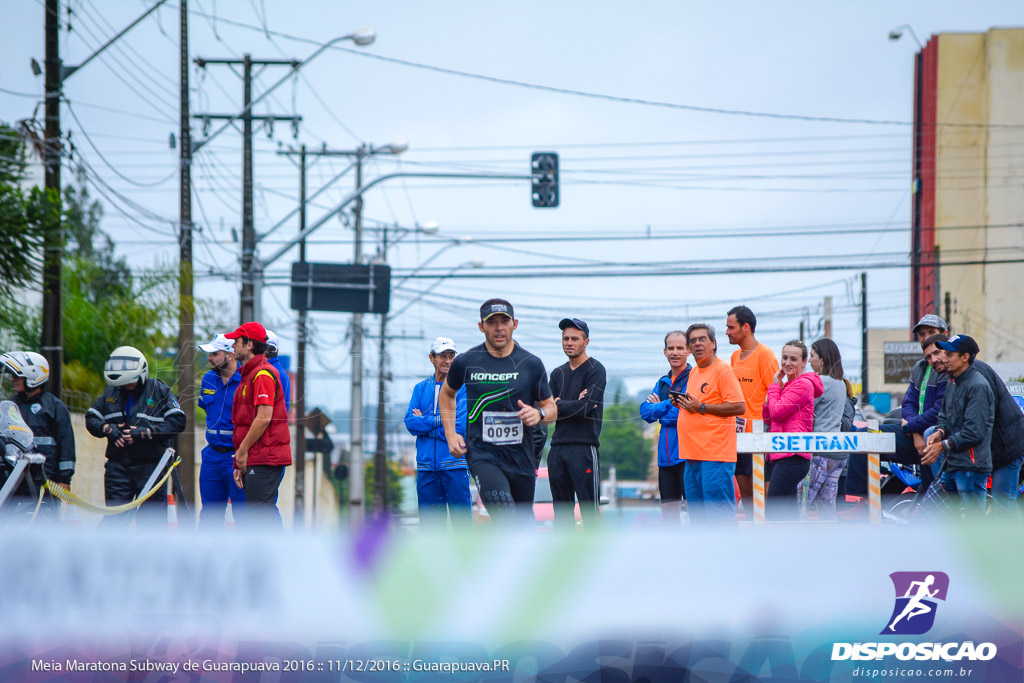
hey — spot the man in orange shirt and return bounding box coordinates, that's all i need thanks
[672,323,746,523]
[726,305,779,519]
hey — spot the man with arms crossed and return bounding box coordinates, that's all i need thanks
[726,305,779,519]
[640,331,691,524]
[548,317,606,530]
[440,299,557,527]
[672,323,746,523]
[405,337,470,531]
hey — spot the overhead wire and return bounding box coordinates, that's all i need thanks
[64,100,177,188]
[64,8,179,118]
[174,6,1024,130]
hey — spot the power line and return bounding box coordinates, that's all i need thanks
[175,7,1023,130]
[65,100,177,188]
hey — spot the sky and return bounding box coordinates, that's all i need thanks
[2,0,1022,433]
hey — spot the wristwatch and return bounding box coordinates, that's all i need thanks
[537,407,547,420]
[699,403,707,415]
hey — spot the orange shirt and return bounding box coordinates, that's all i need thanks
[730,343,779,432]
[677,356,745,462]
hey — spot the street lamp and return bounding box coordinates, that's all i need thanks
[351,28,377,46]
[889,24,924,49]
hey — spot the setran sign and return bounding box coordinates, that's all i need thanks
[290,262,390,314]
[737,432,896,454]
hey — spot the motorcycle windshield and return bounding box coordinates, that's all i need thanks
[0,400,34,452]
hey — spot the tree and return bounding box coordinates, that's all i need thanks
[598,401,652,481]
[0,123,52,310]
[337,460,404,515]
[1,154,211,408]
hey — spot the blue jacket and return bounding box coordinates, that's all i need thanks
[268,357,292,412]
[639,367,691,467]
[901,358,948,434]
[404,376,468,471]
[198,368,241,451]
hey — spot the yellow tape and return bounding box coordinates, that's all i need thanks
[43,457,181,515]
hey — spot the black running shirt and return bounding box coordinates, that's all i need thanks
[445,342,552,477]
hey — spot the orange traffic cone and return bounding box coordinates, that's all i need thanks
[167,491,178,529]
[225,499,235,530]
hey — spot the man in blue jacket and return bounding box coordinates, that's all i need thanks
[197,333,243,527]
[640,330,691,524]
[404,337,469,531]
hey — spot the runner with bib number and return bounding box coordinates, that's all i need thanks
[439,299,557,528]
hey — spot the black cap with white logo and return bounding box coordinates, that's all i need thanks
[480,298,514,321]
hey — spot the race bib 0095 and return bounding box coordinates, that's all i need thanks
[482,411,523,445]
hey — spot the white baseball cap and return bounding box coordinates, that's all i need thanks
[199,334,234,354]
[265,329,280,350]
[430,337,457,354]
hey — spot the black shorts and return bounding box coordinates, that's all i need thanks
[471,461,535,528]
[735,453,753,477]
[658,462,686,503]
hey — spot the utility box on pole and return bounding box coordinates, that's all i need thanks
[289,262,391,314]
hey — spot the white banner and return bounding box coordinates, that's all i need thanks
[737,431,895,453]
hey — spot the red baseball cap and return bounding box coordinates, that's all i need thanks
[224,321,267,342]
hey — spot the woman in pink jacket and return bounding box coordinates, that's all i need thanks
[762,339,823,520]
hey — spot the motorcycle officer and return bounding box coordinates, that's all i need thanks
[85,346,185,526]
[1,351,76,506]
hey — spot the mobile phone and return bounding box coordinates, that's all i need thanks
[669,390,684,399]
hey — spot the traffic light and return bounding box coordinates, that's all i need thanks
[531,152,559,208]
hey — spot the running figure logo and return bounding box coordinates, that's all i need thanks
[882,571,949,635]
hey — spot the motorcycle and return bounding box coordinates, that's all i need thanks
[0,399,48,517]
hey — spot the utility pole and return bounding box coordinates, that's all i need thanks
[276,144,383,527]
[176,0,196,503]
[350,150,366,530]
[41,0,62,399]
[861,272,868,404]
[823,296,833,338]
[294,144,308,526]
[193,55,300,323]
[374,226,389,517]
[241,54,254,324]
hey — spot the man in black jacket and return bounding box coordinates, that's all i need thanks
[86,346,186,526]
[925,339,1024,515]
[548,318,606,529]
[922,335,993,516]
[1,351,75,492]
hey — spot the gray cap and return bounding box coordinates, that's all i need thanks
[912,314,948,334]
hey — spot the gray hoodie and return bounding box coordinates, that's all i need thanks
[813,375,847,433]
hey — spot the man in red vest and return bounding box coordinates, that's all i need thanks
[225,322,292,526]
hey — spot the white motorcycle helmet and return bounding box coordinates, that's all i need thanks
[103,346,149,386]
[0,351,51,388]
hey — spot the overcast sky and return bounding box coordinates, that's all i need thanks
[2,0,1021,423]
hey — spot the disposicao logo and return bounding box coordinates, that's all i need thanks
[883,571,948,635]
[831,572,997,662]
